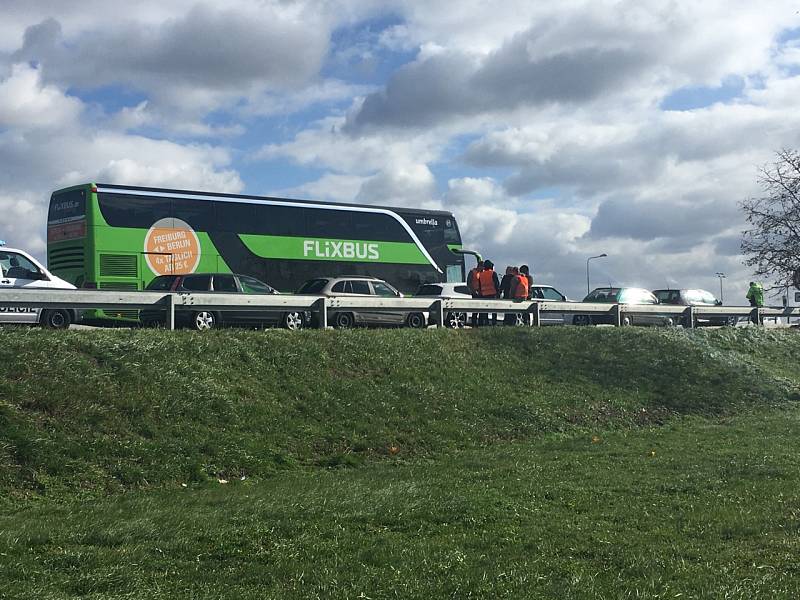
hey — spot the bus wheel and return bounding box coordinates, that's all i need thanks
[334,312,355,329]
[573,315,590,326]
[192,311,217,331]
[41,309,71,330]
[406,312,426,329]
[282,311,304,331]
[445,312,467,329]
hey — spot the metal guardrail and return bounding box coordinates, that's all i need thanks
[0,288,798,330]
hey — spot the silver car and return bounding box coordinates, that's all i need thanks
[297,276,425,328]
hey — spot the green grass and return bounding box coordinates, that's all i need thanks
[1,327,800,597]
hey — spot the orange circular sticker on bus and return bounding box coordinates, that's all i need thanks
[143,218,201,276]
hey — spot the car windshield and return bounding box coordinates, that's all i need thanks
[685,289,718,305]
[239,275,274,294]
[619,288,656,304]
[373,281,399,297]
[585,288,619,302]
[416,284,443,296]
[297,279,328,294]
[146,276,178,290]
[654,290,681,304]
[536,287,566,301]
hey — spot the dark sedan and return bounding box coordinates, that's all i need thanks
[140,273,307,330]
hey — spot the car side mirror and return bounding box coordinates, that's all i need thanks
[716,300,722,306]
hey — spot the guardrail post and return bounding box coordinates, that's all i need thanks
[166,293,175,331]
[433,300,444,328]
[684,306,694,329]
[530,301,540,327]
[314,297,328,329]
[612,304,622,327]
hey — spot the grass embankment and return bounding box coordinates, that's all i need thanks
[1,327,800,598]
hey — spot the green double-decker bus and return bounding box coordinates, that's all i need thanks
[47,183,465,321]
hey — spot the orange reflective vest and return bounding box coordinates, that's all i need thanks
[478,268,497,297]
[513,274,529,300]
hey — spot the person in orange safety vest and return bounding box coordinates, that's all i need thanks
[512,268,529,299]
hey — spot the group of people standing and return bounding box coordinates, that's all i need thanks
[466,260,535,325]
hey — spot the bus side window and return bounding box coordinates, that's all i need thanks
[173,199,215,231]
[307,209,351,239]
[215,202,255,233]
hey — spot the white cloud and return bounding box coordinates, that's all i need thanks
[256,116,444,174]
[0,62,243,257]
[348,1,800,131]
[0,63,81,129]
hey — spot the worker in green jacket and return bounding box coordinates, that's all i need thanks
[746,281,764,307]
[746,281,764,325]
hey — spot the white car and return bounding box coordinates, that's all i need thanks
[415,282,473,328]
[530,284,575,325]
[0,243,79,328]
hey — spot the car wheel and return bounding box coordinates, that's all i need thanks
[40,309,71,330]
[622,315,633,326]
[725,316,737,327]
[406,312,426,329]
[445,312,467,329]
[573,314,590,326]
[514,313,527,327]
[282,311,304,331]
[334,312,355,329]
[191,311,217,331]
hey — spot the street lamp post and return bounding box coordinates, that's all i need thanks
[714,272,726,304]
[587,253,608,295]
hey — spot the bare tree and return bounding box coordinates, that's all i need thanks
[741,149,800,289]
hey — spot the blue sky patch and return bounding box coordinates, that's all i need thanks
[660,77,745,111]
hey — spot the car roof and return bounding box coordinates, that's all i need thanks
[652,288,713,294]
[325,275,382,280]
[160,273,257,277]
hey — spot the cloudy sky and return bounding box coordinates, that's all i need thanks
[2,0,800,301]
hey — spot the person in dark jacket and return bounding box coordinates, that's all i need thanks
[467,263,483,298]
[501,266,515,324]
[500,266,515,299]
[466,262,483,326]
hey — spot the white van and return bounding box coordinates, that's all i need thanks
[0,243,79,328]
